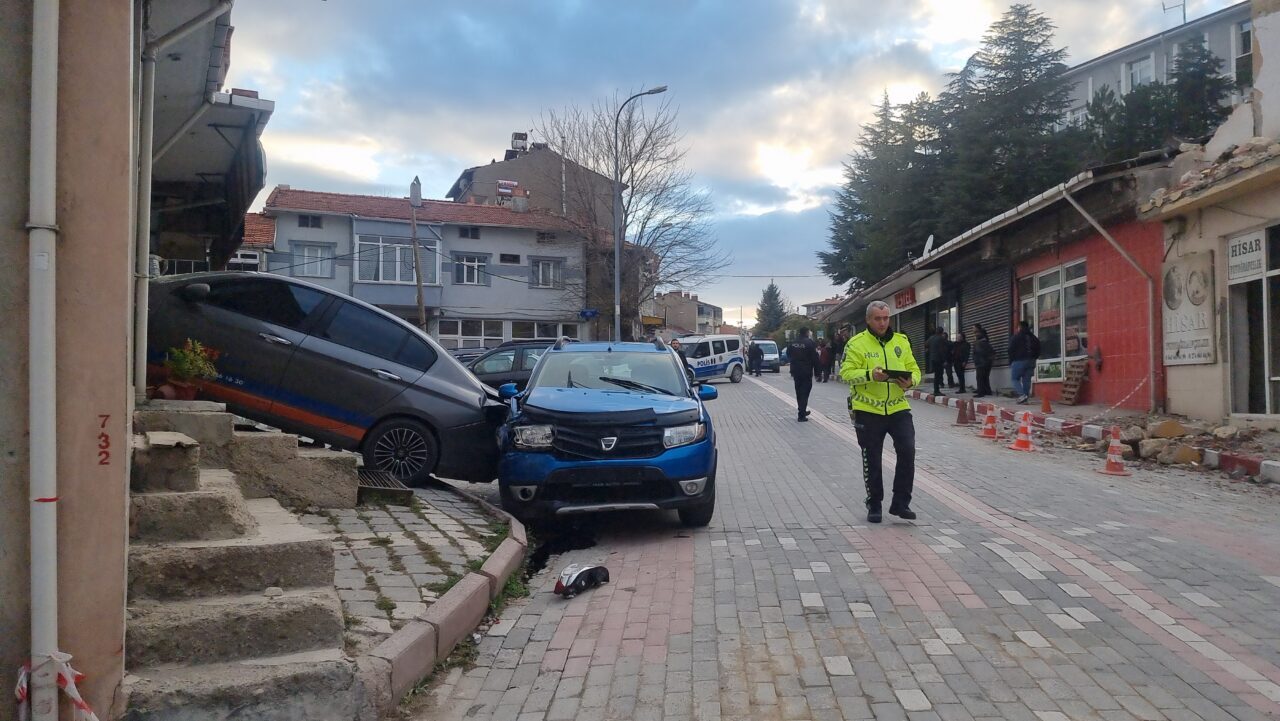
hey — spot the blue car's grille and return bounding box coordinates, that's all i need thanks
[552,425,665,459]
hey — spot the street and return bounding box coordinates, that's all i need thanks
[418,375,1280,721]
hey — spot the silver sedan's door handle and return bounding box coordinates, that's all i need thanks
[371,369,402,382]
[258,332,293,346]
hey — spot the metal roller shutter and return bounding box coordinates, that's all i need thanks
[960,265,1013,366]
[899,307,927,365]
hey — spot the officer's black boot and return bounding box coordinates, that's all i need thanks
[866,504,882,523]
[889,503,916,520]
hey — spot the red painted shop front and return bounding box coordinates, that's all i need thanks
[1013,220,1166,411]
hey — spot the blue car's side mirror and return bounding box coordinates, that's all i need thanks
[698,385,718,402]
[498,383,520,400]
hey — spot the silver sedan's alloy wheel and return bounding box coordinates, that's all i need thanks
[371,426,432,481]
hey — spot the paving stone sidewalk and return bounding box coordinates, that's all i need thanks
[413,375,1280,721]
[299,485,504,656]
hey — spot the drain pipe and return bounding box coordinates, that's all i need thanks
[1063,190,1158,412]
[27,0,60,718]
[132,0,234,402]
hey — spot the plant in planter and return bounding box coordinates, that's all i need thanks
[159,339,220,400]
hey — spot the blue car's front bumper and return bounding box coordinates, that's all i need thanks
[498,438,717,519]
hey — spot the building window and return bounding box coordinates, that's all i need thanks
[1125,55,1154,93]
[356,235,437,285]
[298,214,323,229]
[1018,260,1087,381]
[294,243,334,278]
[225,251,260,272]
[458,226,480,239]
[536,231,557,243]
[453,254,486,285]
[532,259,562,288]
[511,321,579,340]
[1235,20,1253,89]
[435,319,504,349]
[499,253,520,264]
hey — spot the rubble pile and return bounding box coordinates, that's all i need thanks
[1140,136,1280,213]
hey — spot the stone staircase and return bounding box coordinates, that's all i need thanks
[124,402,366,720]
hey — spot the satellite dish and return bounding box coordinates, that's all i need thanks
[922,234,935,255]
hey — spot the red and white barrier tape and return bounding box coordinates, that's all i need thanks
[15,652,100,721]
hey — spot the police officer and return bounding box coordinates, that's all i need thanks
[788,328,820,422]
[839,301,921,523]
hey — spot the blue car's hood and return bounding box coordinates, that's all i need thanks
[523,387,698,416]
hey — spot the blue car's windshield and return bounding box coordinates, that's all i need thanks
[532,351,684,396]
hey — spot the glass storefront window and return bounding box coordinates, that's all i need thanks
[1019,260,1086,382]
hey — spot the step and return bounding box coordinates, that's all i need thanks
[129,499,333,601]
[134,403,235,460]
[130,432,201,493]
[127,587,343,668]
[130,469,256,542]
[226,432,359,508]
[122,649,362,721]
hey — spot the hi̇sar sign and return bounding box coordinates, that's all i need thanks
[894,287,916,310]
[1162,250,1215,365]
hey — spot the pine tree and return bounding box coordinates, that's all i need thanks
[1170,35,1233,139]
[754,283,787,336]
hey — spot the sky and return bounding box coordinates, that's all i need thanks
[226,0,1237,328]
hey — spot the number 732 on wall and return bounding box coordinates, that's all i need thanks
[97,414,111,465]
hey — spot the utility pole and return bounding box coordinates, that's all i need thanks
[409,176,427,331]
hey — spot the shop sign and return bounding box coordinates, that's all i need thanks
[496,179,519,196]
[893,287,916,310]
[1227,232,1263,283]
[1162,250,1216,366]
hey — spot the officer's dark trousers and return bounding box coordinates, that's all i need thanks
[793,374,813,418]
[854,409,915,509]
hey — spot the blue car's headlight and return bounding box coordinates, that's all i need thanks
[513,424,554,449]
[663,422,706,448]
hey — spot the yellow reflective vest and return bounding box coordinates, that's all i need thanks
[838,329,921,415]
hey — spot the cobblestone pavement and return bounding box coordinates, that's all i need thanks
[415,375,1280,721]
[299,485,501,656]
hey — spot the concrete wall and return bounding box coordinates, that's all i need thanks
[440,224,585,325]
[268,211,354,294]
[2,2,134,719]
[0,2,33,712]
[459,148,614,228]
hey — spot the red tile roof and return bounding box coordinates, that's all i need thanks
[242,212,275,247]
[264,186,576,232]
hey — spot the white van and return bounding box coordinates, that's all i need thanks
[680,334,747,383]
[749,339,781,373]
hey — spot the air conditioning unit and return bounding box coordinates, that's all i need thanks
[511,132,529,152]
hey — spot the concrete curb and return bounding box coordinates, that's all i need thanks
[355,482,529,719]
[906,390,1273,480]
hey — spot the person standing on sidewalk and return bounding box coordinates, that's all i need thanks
[788,328,820,422]
[926,326,950,396]
[950,330,971,394]
[747,340,765,377]
[840,301,921,523]
[1009,320,1040,404]
[972,324,994,397]
[817,340,833,383]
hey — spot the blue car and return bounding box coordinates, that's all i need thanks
[496,338,719,527]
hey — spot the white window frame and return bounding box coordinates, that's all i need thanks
[435,319,505,349]
[1233,20,1253,88]
[298,214,323,229]
[532,259,562,288]
[226,250,261,272]
[356,235,438,285]
[1018,259,1087,382]
[1123,54,1154,94]
[454,254,486,285]
[294,243,334,278]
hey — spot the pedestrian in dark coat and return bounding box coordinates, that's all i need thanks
[926,327,950,396]
[1008,320,1041,403]
[747,341,765,377]
[972,324,994,397]
[950,330,971,393]
[788,328,820,421]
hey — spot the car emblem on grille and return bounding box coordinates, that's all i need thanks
[600,437,618,451]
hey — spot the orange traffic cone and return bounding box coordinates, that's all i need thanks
[953,399,973,426]
[1040,395,1053,414]
[1007,411,1036,452]
[1098,425,1132,476]
[977,404,1001,440]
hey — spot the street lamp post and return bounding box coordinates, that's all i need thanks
[409,176,427,331]
[613,85,667,343]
